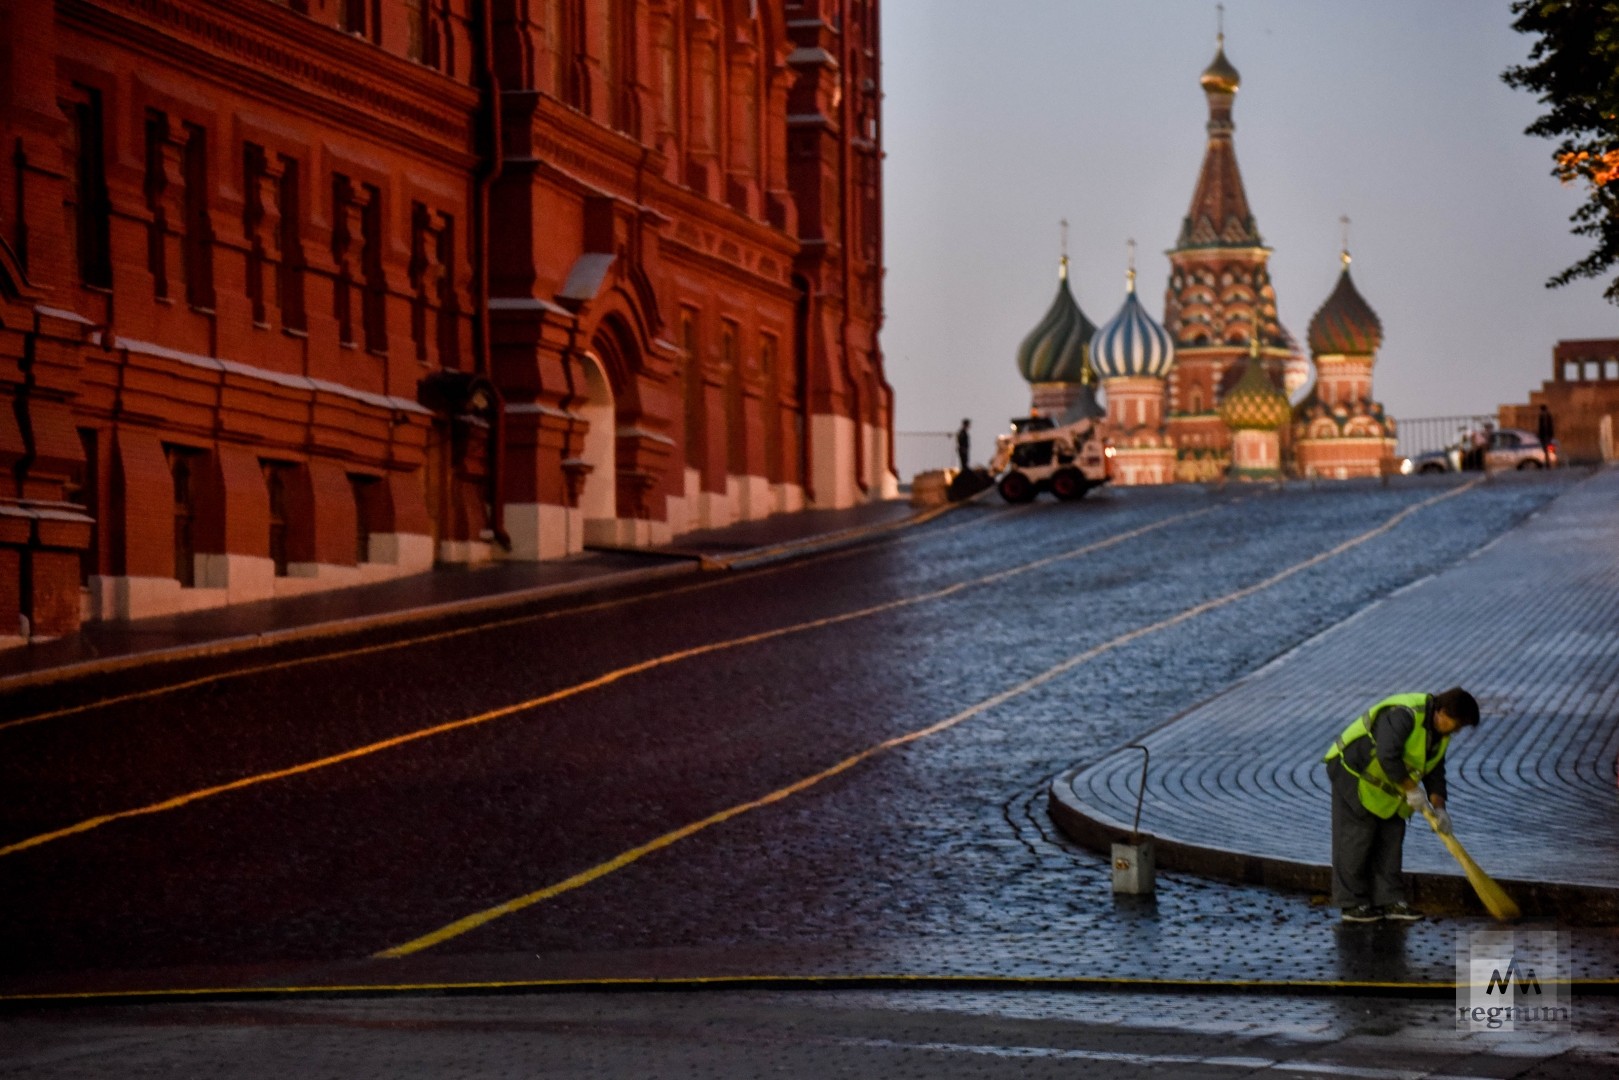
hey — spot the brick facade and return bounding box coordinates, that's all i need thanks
[0,0,892,640]
[1500,339,1619,464]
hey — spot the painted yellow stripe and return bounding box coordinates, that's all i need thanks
[0,501,1002,733]
[17,972,1618,1006]
[376,481,1481,958]
[0,504,1215,859]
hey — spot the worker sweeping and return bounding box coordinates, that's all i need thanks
[1322,687,1480,923]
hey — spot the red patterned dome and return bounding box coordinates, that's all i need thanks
[1308,265,1382,356]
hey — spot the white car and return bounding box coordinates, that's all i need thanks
[1402,428,1557,474]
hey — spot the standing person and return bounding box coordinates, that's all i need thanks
[955,418,971,472]
[1321,687,1480,923]
[1466,426,1486,471]
[1537,404,1556,455]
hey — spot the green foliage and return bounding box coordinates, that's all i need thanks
[1503,0,1619,304]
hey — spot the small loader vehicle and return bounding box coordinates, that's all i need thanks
[987,415,1111,503]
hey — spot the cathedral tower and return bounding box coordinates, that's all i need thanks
[1163,29,1294,481]
[1015,251,1103,423]
[1093,253,1177,485]
[1221,325,1291,479]
[1293,245,1397,478]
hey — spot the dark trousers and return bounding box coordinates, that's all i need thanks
[1328,760,1407,908]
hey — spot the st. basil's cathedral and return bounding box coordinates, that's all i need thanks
[1014,32,1397,484]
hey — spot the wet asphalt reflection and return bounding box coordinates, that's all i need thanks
[0,475,1592,991]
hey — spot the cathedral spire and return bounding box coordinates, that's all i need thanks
[1179,22,1261,250]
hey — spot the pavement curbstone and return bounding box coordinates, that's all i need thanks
[0,499,968,695]
[1048,466,1619,924]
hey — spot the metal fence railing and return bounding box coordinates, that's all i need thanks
[894,431,958,483]
[899,417,1504,482]
[1393,415,1500,462]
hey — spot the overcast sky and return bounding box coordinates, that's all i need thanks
[880,0,1618,470]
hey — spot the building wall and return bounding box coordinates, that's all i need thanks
[1500,338,1619,464]
[492,0,892,564]
[0,0,891,638]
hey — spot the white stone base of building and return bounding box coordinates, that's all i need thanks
[728,474,775,522]
[583,516,674,549]
[504,502,582,560]
[438,539,494,565]
[1295,437,1396,480]
[1109,446,1178,486]
[773,481,805,514]
[86,532,436,622]
[810,414,899,508]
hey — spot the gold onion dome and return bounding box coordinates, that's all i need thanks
[1200,36,1241,94]
[1220,339,1290,432]
[1016,258,1097,385]
[1308,257,1383,355]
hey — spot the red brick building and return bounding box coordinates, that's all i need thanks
[0,0,892,642]
[1501,339,1619,464]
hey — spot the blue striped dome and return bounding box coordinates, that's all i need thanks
[1092,283,1174,380]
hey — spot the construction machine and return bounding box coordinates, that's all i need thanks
[986,415,1111,503]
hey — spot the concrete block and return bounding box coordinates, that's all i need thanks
[1112,841,1156,895]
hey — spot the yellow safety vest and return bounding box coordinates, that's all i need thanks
[1322,693,1449,820]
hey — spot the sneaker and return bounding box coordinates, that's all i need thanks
[1340,905,1382,923]
[1380,902,1424,923]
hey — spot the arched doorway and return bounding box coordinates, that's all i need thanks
[576,351,616,546]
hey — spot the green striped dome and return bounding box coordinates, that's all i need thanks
[1016,265,1097,385]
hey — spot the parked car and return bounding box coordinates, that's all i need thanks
[1400,427,1557,474]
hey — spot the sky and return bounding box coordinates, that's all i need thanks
[879,0,1619,474]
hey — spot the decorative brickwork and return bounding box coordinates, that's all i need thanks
[0,0,890,637]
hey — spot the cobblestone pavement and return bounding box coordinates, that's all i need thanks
[4,471,1618,1072]
[1054,467,1619,914]
[5,990,1619,1078]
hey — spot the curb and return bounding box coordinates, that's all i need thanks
[0,500,965,695]
[1047,766,1619,924]
[1046,467,1619,924]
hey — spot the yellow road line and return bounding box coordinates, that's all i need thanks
[0,500,1006,733]
[376,481,1481,958]
[0,504,1218,859]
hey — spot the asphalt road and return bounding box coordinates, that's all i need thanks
[6,990,1619,1079]
[3,472,1614,1075]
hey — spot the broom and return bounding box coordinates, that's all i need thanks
[1419,804,1520,921]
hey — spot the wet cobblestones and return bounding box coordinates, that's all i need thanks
[1058,468,1619,915]
[3,471,1613,1002]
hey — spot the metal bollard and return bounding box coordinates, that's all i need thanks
[1111,744,1156,895]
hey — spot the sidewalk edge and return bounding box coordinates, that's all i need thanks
[0,499,967,694]
[1046,771,1619,922]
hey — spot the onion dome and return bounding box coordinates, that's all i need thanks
[1091,269,1175,381]
[1016,258,1096,385]
[1200,36,1241,95]
[1308,255,1383,355]
[1220,339,1290,432]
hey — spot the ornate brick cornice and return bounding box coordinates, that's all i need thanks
[61,0,477,154]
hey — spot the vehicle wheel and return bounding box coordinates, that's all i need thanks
[997,471,1037,503]
[1050,467,1089,501]
[1419,463,1445,475]
[1517,459,1543,470]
